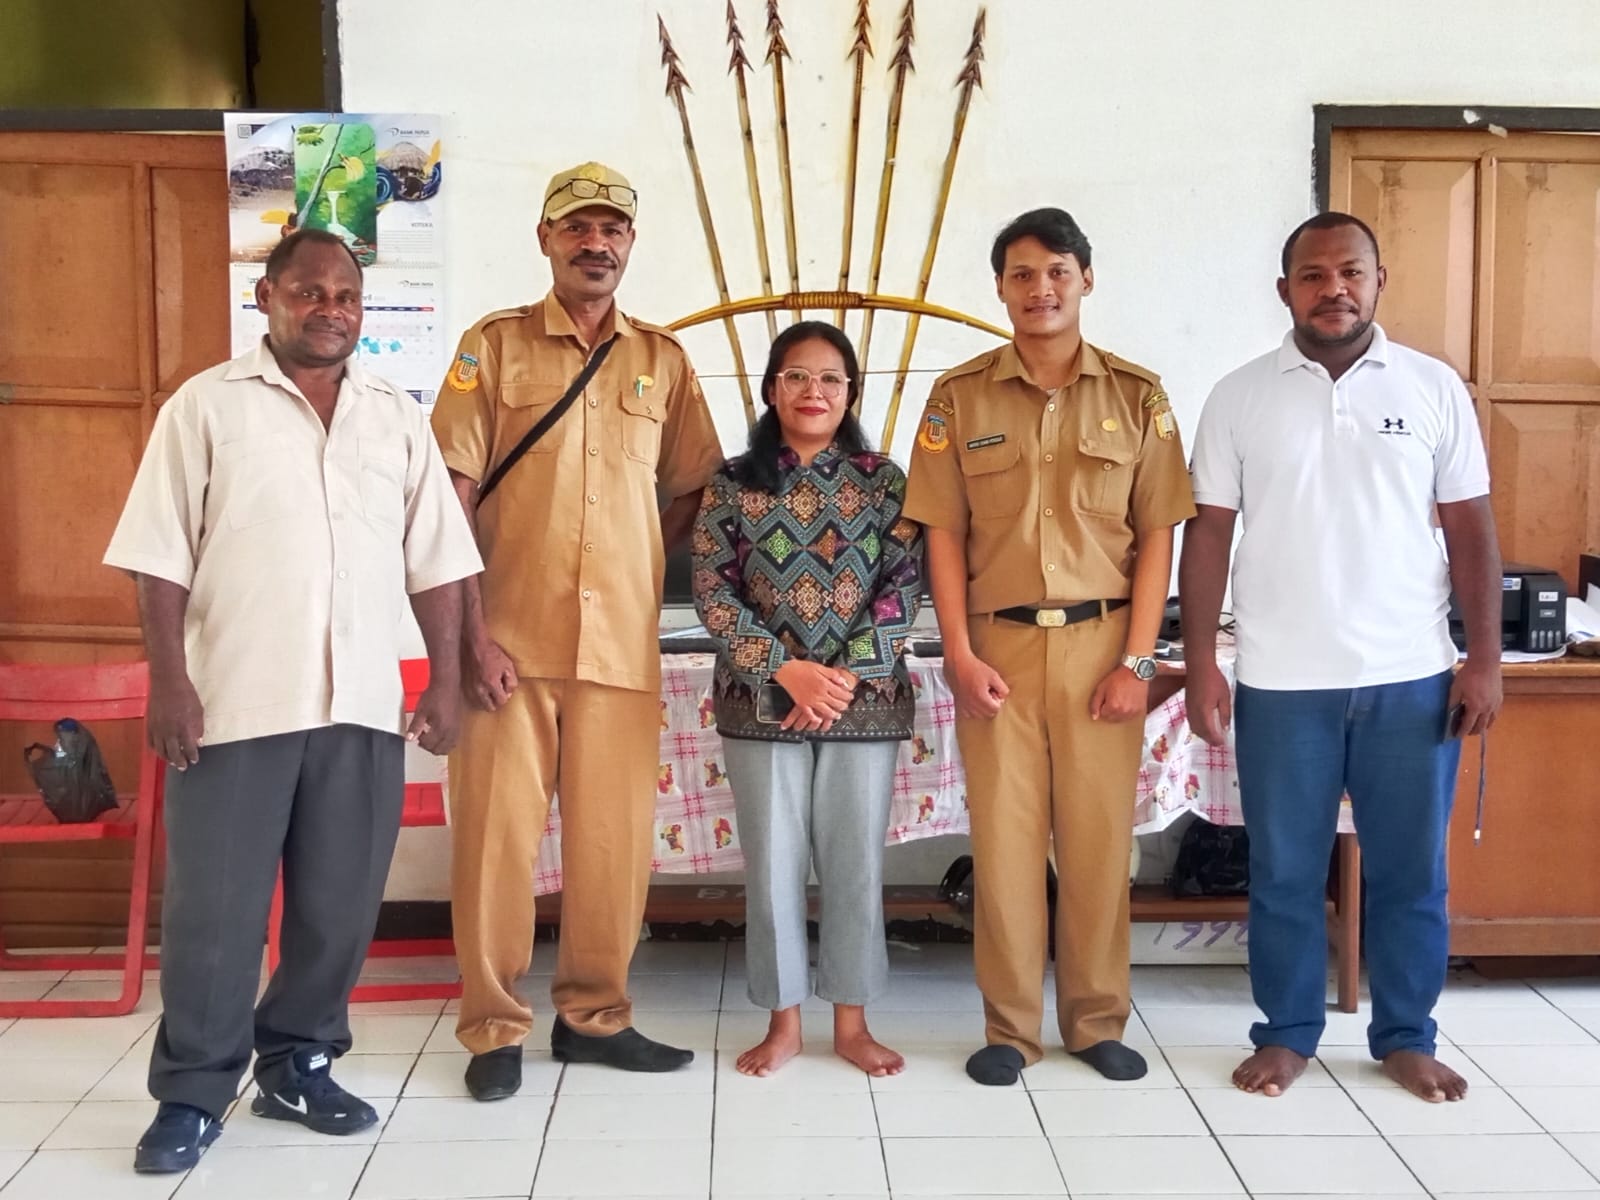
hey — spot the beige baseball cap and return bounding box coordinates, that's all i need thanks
[542,161,637,222]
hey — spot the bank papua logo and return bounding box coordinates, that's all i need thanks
[1379,416,1411,436]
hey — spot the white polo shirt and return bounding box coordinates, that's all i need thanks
[1189,325,1490,691]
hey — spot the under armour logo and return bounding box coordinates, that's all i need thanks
[1383,417,1405,431]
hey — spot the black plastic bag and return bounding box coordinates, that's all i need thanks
[1170,821,1250,897]
[23,718,118,824]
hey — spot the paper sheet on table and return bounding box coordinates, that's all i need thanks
[1566,595,1600,656]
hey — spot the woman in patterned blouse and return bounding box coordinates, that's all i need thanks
[692,321,926,1078]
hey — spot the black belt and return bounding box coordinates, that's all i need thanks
[995,598,1129,628]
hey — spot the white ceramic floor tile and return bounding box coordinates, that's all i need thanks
[711,1137,889,1197]
[546,1091,710,1140]
[872,979,985,1012]
[883,943,978,976]
[1440,1007,1595,1046]
[354,1137,543,1199]
[715,1048,870,1093]
[0,1147,182,1200]
[1466,1045,1600,1088]
[1432,1194,1600,1200]
[1162,1044,1337,1089]
[352,955,459,982]
[422,1016,472,1055]
[1318,1042,1493,1090]
[1439,970,1551,1008]
[624,1010,720,1050]
[1555,1133,1600,1179]
[0,1101,74,1151]
[1129,965,1255,1007]
[1188,1086,1375,1136]
[40,1099,158,1150]
[218,1097,395,1147]
[0,1150,27,1190]
[37,981,162,1015]
[83,1053,158,1102]
[401,1050,563,1098]
[320,1052,417,1100]
[1022,1049,1179,1091]
[1348,1085,1542,1135]
[1031,1088,1207,1138]
[176,1143,372,1199]
[1051,1134,1242,1195]
[1510,1087,1600,1134]
[629,942,728,974]
[626,973,725,1011]
[532,1138,710,1196]
[1390,1133,1598,1193]
[1529,979,1600,1007]
[1073,1195,1244,1200]
[0,1057,113,1102]
[558,1053,714,1096]
[0,1014,155,1060]
[874,1089,1042,1138]
[0,978,64,1002]
[868,1045,986,1092]
[346,1014,442,1056]
[883,1135,1065,1195]
[381,1095,552,1142]
[1218,1135,1423,1195]
[1137,1007,1262,1046]
[1560,1009,1600,1040]
[713,1089,879,1138]
[834,1009,986,1048]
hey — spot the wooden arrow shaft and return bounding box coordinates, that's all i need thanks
[770,56,800,298]
[857,75,910,383]
[732,71,779,341]
[836,53,866,325]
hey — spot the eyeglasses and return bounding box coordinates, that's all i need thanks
[777,368,849,397]
[554,179,637,208]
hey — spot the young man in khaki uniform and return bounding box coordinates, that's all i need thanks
[905,208,1196,1086]
[430,163,724,1099]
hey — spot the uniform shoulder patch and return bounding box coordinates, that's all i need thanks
[916,409,951,454]
[447,350,481,393]
[1145,388,1178,440]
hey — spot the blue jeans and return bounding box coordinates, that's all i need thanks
[1235,670,1459,1060]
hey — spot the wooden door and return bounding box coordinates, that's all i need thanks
[0,131,228,945]
[1329,129,1600,591]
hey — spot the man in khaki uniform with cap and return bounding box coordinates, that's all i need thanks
[431,162,723,1099]
[905,208,1196,1087]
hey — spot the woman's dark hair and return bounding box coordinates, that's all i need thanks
[726,320,873,494]
[990,207,1091,275]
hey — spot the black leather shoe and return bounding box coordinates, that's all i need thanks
[550,1017,694,1072]
[464,1046,523,1101]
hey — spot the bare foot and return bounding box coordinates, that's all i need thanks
[1233,1046,1308,1096]
[1382,1049,1468,1103]
[736,1007,802,1077]
[832,1003,904,1077]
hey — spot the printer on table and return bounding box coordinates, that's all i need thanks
[1448,563,1567,653]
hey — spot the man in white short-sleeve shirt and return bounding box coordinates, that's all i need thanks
[105,231,482,1173]
[1180,214,1503,1106]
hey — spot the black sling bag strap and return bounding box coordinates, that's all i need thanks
[476,333,619,506]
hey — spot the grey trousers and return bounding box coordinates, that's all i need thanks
[721,737,900,1010]
[149,725,404,1119]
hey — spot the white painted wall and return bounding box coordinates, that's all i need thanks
[341,0,1600,898]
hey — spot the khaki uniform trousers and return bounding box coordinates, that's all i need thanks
[449,677,659,1056]
[956,606,1141,1064]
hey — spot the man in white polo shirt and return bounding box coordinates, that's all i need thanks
[1180,213,1503,1103]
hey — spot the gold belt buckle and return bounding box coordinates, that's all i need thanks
[1035,608,1067,628]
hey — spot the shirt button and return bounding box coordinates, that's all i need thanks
[337,569,348,580]
[588,398,598,407]
[1103,461,1114,471]
[1044,507,1054,517]
[584,543,595,553]
[587,494,598,504]
[588,446,599,456]
[1047,403,1056,412]
[1046,563,1057,572]
[582,589,593,599]
[1044,454,1054,463]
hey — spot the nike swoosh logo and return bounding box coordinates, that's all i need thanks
[274,1092,309,1115]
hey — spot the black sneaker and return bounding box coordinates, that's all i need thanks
[134,1102,222,1174]
[251,1049,378,1136]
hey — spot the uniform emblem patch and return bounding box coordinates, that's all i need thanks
[917,412,950,454]
[1145,389,1177,440]
[447,352,480,393]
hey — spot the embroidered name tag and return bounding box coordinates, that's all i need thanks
[965,434,1006,451]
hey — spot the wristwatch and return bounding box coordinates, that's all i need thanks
[1122,653,1157,681]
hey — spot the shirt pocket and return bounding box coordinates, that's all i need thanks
[620,389,664,465]
[959,439,1025,519]
[1076,435,1138,518]
[499,382,568,454]
[358,437,408,531]
[215,433,318,531]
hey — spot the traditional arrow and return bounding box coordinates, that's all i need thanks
[856,0,915,390]
[659,14,757,425]
[835,0,873,326]
[882,7,987,449]
[727,2,778,341]
[765,1,800,302]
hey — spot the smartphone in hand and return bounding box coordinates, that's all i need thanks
[1444,701,1466,740]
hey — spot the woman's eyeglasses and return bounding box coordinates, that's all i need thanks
[777,368,849,397]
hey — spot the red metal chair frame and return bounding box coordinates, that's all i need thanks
[0,661,163,1017]
[266,659,461,1002]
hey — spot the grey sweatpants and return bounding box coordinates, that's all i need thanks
[149,725,404,1119]
[721,737,899,1010]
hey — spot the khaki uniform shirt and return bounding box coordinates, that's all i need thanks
[903,341,1196,613]
[104,340,483,747]
[430,292,723,692]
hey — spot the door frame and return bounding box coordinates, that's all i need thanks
[1313,104,1600,210]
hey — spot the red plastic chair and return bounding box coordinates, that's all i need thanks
[0,661,163,1017]
[266,659,461,1003]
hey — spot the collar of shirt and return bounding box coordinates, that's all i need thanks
[775,442,845,473]
[224,336,372,397]
[539,290,638,348]
[992,339,1109,390]
[1276,322,1392,376]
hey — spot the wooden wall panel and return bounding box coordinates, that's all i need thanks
[153,166,230,395]
[1488,404,1600,578]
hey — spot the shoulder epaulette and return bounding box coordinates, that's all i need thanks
[1099,347,1162,389]
[933,346,1001,390]
[624,314,688,351]
[469,305,535,337]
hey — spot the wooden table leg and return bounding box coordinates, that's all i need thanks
[1335,832,1361,1014]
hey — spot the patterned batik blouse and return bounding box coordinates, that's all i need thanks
[691,444,926,743]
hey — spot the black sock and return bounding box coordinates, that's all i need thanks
[1071,1040,1148,1081]
[965,1044,1025,1086]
